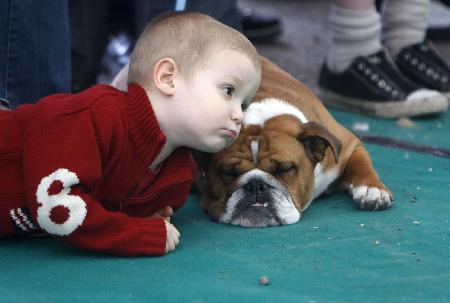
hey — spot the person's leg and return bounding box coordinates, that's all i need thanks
[326,0,381,73]
[382,0,450,96]
[317,0,448,118]
[185,0,243,31]
[382,0,429,57]
[0,0,70,108]
[134,0,242,32]
[69,0,109,92]
[134,0,177,38]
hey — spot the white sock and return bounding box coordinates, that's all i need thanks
[327,4,382,73]
[381,0,430,57]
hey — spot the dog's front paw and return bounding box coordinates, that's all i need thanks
[349,185,392,210]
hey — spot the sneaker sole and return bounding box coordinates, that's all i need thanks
[317,87,448,119]
[444,92,450,106]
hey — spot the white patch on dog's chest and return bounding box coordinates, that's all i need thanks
[313,163,339,199]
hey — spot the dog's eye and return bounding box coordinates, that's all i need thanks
[219,165,236,176]
[220,168,237,177]
[273,163,297,176]
[219,165,239,180]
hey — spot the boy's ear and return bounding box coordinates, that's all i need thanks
[153,58,178,96]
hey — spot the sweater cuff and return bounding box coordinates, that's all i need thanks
[137,218,167,256]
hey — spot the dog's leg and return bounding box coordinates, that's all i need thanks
[341,144,393,210]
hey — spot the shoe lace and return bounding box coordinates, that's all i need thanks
[357,53,402,98]
[401,43,449,84]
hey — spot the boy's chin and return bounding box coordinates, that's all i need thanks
[200,139,233,153]
[202,145,227,154]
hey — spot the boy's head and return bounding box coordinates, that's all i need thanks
[128,12,261,153]
[128,11,261,89]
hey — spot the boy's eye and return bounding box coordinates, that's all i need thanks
[221,85,235,97]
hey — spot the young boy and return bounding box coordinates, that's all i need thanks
[0,12,261,256]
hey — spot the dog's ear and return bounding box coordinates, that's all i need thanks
[297,122,342,164]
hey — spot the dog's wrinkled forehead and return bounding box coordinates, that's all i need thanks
[243,98,308,165]
[243,98,308,127]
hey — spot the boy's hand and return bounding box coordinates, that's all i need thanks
[147,206,179,253]
[148,206,173,221]
[164,220,180,253]
[159,206,173,219]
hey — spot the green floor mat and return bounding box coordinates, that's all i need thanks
[1,142,449,303]
[330,109,450,150]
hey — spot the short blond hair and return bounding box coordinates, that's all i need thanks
[128,12,260,89]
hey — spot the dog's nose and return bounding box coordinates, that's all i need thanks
[243,179,268,196]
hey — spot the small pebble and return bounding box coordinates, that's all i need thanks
[259,276,269,286]
[352,122,370,132]
[360,223,365,227]
[374,240,380,245]
[313,226,319,230]
[428,168,433,172]
[397,117,415,128]
[416,187,421,191]
[413,220,420,225]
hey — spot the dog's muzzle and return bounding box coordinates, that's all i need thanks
[219,169,300,227]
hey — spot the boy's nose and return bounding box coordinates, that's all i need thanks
[231,108,244,124]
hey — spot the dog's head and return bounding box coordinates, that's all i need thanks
[196,98,341,228]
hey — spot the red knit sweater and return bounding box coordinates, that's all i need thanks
[0,84,196,256]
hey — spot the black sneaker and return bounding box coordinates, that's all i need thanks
[240,8,282,41]
[318,50,448,118]
[0,98,10,110]
[394,42,450,102]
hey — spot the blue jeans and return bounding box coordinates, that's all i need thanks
[185,0,242,31]
[0,0,70,108]
[134,0,242,36]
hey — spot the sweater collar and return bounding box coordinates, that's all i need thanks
[122,84,195,174]
[123,83,166,165]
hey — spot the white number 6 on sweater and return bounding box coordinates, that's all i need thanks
[36,168,87,236]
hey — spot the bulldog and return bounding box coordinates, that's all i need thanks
[194,57,393,227]
[111,57,393,228]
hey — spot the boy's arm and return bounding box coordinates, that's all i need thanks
[21,104,168,256]
[32,169,167,256]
